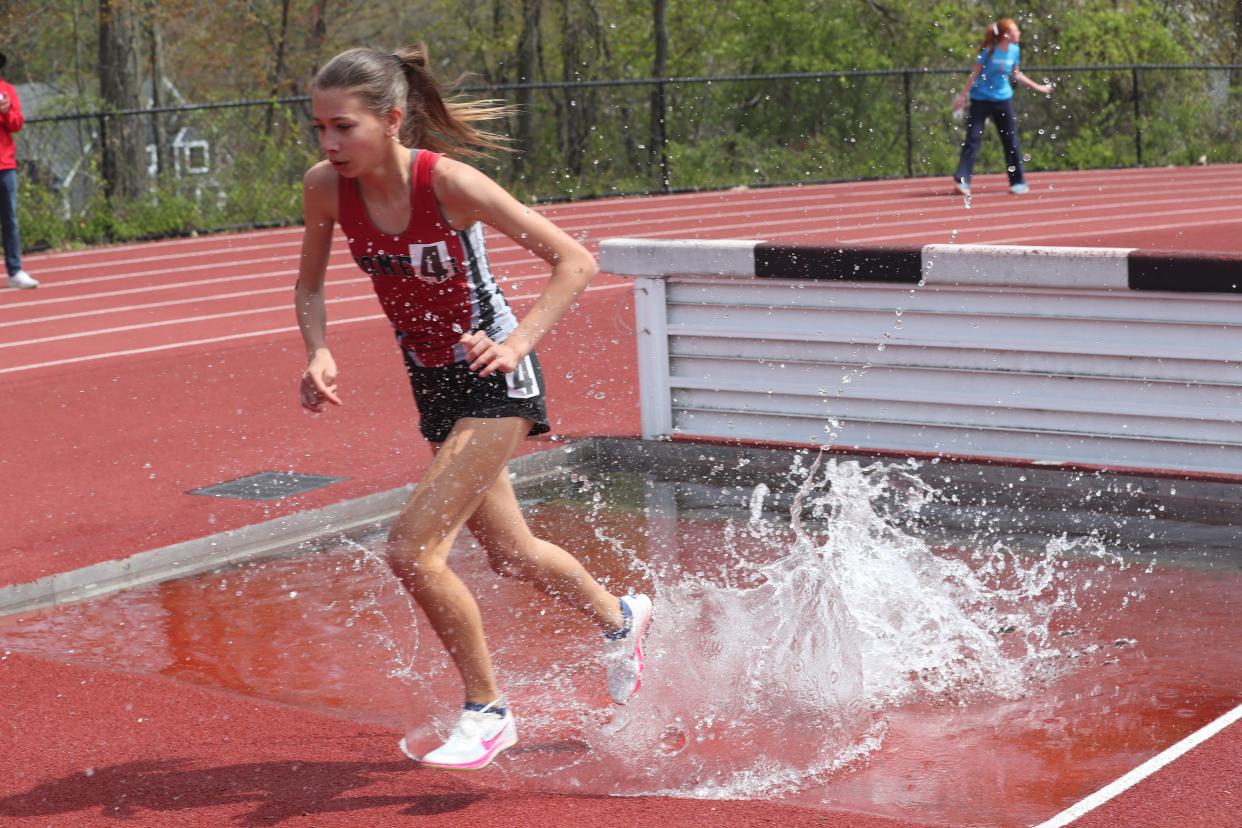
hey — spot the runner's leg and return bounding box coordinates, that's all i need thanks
[386,416,530,704]
[467,466,625,632]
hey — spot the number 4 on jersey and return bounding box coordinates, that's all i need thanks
[410,241,454,285]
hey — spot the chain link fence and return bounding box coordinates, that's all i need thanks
[17,64,1242,249]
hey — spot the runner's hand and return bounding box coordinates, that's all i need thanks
[460,330,523,377]
[301,350,342,412]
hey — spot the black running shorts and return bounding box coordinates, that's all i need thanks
[402,349,551,443]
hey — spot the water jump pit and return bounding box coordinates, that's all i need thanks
[0,437,1238,828]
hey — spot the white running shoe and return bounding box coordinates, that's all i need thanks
[605,593,654,704]
[400,702,517,771]
[1009,182,1030,195]
[954,178,971,196]
[7,270,37,289]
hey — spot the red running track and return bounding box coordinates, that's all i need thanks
[1,165,1240,827]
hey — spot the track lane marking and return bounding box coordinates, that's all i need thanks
[16,178,1242,292]
[1033,703,1242,828]
[0,268,622,329]
[0,282,632,374]
[0,270,628,345]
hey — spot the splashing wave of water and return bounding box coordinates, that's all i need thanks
[377,453,1123,798]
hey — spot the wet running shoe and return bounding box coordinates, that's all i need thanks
[400,701,517,771]
[605,593,654,704]
[1009,182,1029,195]
[954,178,971,196]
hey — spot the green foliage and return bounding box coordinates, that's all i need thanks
[11,0,1242,248]
[16,175,69,251]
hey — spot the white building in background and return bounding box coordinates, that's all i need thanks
[16,77,212,210]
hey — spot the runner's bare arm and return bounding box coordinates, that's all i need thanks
[434,158,598,375]
[295,162,343,409]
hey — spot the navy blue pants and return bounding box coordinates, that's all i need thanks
[954,98,1025,186]
[0,168,22,275]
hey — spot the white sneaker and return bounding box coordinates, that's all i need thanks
[605,593,654,704]
[7,270,37,289]
[401,701,517,771]
[1009,182,1030,195]
[954,179,971,196]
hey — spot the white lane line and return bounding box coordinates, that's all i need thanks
[22,166,1239,264]
[0,282,632,374]
[9,167,1239,315]
[0,267,624,344]
[0,267,599,329]
[27,238,315,277]
[761,202,1242,246]
[541,164,1242,218]
[23,164,1242,265]
[974,215,1242,247]
[0,261,356,309]
[0,294,377,348]
[21,251,306,289]
[26,226,305,261]
[0,246,562,312]
[18,179,1242,294]
[0,277,369,328]
[1033,704,1242,828]
[0,318,387,376]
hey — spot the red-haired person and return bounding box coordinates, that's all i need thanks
[951,19,1053,196]
[294,44,653,771]
[0,51,36,289]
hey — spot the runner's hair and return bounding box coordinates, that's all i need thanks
[312,43,513,158]
[980,18,1018,58]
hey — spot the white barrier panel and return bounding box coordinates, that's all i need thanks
[599,239,1242,478]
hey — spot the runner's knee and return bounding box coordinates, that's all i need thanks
[386,528,449,587]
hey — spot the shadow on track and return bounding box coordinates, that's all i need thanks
[0,758,480,825]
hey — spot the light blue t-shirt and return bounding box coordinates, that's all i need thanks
[970,44,1019,101]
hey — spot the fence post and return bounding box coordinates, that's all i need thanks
[98,113,110,204]
[903,71,915,177]
[655,79,670,192]
[1132,66,1143,166]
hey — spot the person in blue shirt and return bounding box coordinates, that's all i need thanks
[951,18,1053,196]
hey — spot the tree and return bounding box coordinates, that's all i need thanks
[513,0,541,178]
[98,0,146,201]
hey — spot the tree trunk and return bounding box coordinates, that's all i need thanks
[266,0,292,134]
[513,0,541,180]
[145,1,171,179]
[98,0,145,202]
[560,0,583,177]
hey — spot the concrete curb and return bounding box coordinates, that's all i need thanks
[0,441,592,617]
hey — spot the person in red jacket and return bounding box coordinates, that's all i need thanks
[0,51,37,289]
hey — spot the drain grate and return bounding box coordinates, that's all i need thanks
[188,471,347,501]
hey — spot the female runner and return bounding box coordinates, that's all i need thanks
[295,43,653,771]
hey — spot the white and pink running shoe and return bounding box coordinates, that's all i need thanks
[605,593,654,704]
[400,701,517,771]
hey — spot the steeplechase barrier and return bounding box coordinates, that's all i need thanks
[600,239,1242,478]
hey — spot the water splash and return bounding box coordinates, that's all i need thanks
[326,452,1126,800]
[484,453,1125,798]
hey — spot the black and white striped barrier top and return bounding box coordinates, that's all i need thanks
[599,239,1242,293]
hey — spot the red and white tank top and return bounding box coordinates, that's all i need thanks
[338,149,517,367]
